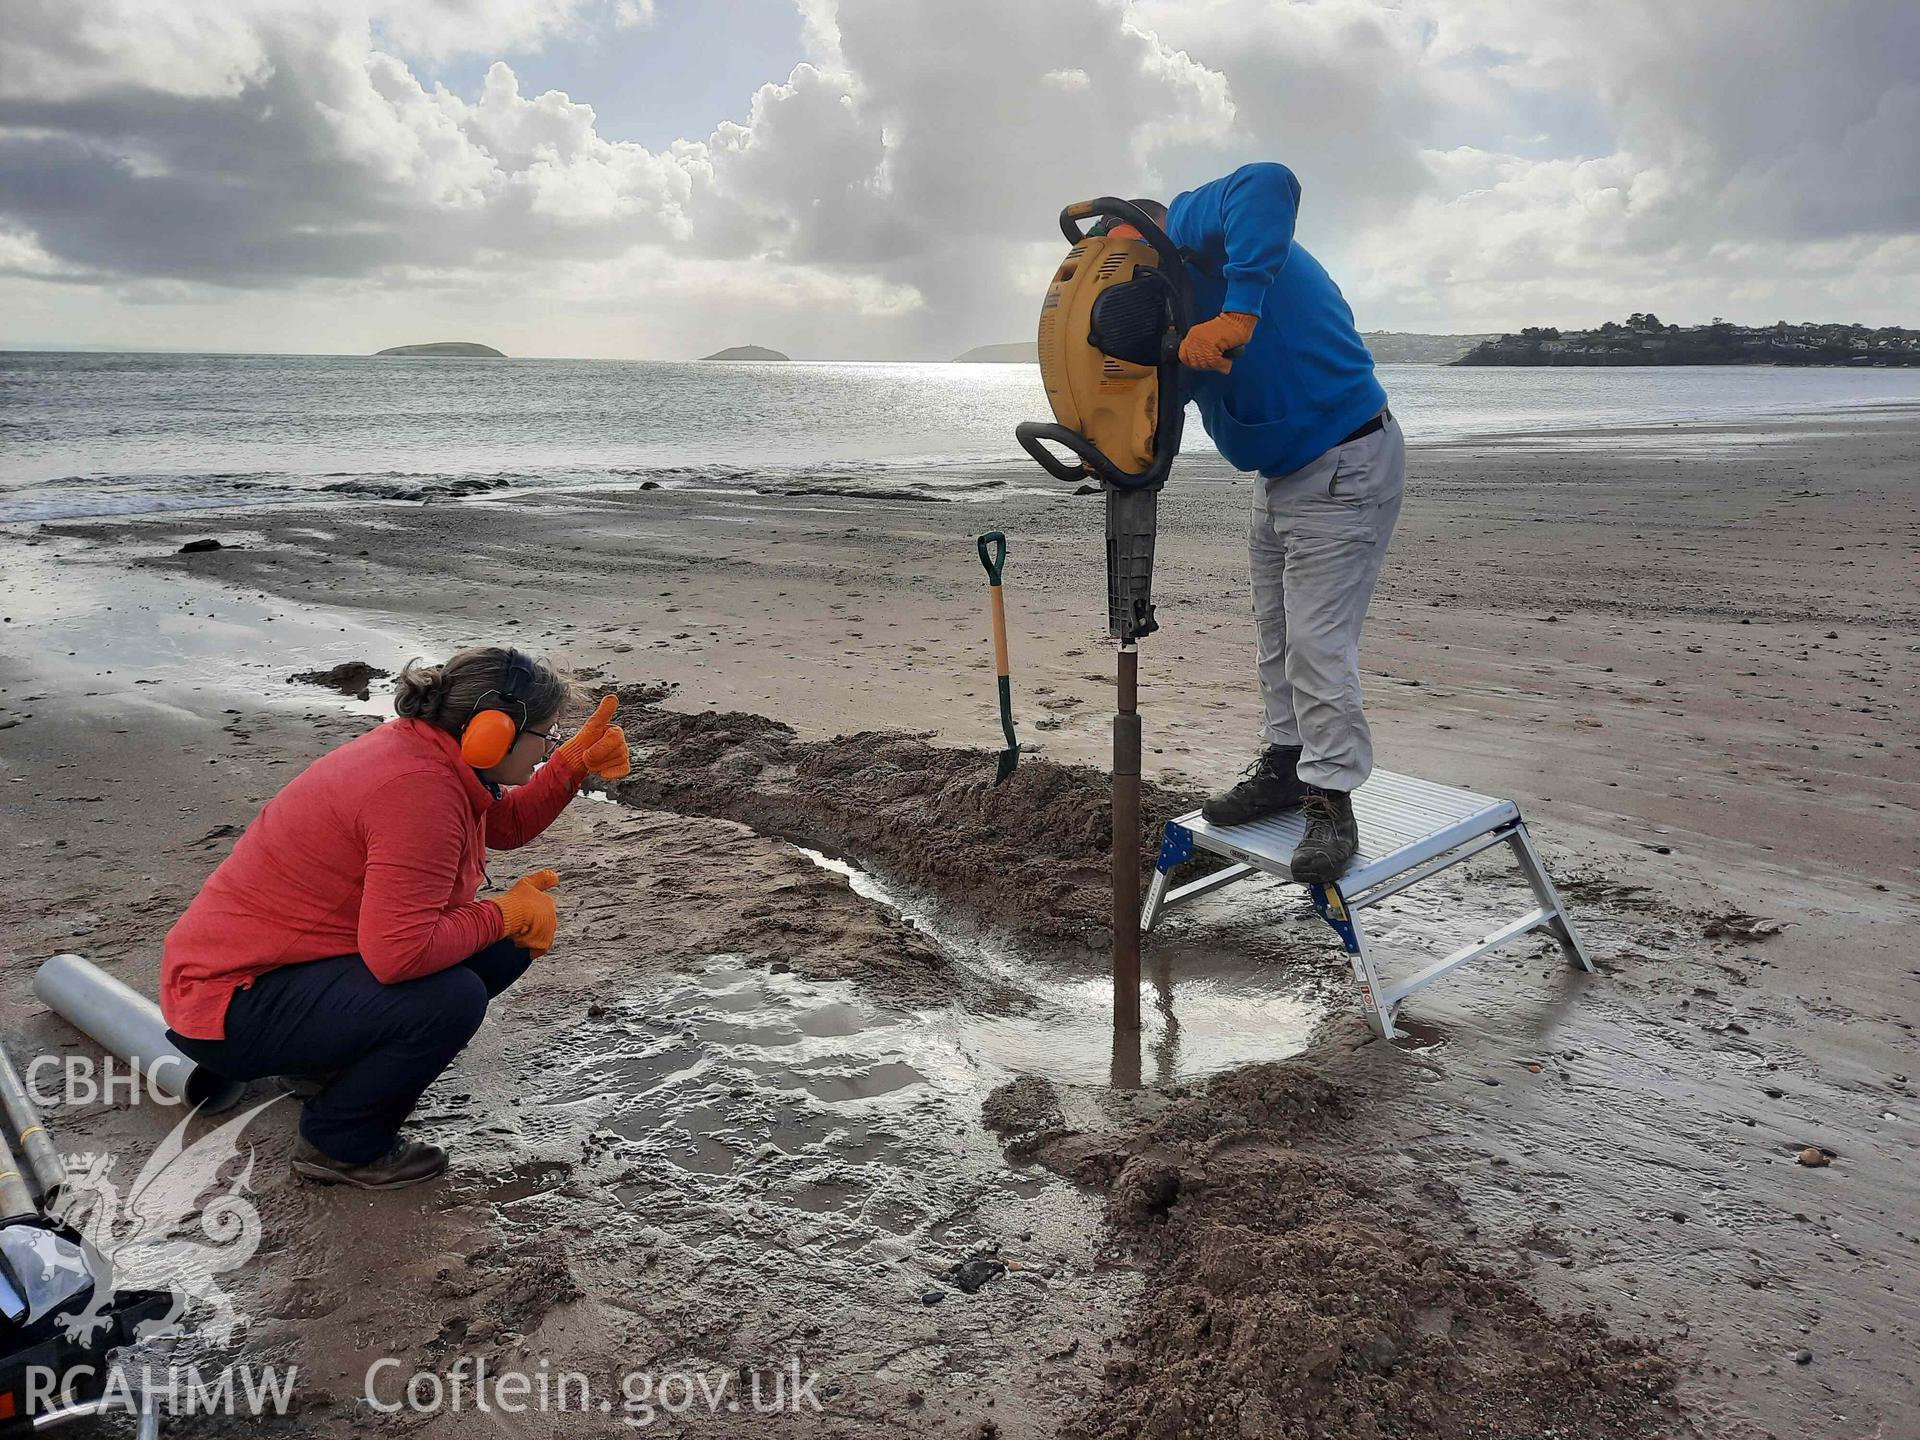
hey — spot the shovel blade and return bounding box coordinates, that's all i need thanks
[994,746,1020,785]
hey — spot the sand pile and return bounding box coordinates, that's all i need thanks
[988,1065,1676,1440]
[608,684,1203,944]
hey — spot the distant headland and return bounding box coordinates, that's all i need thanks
[1455,316,1920,367]
[1361,332,1499,364]
[700,345,790,361]
[953,334,1496,364]
[374,341,505,358]
[954,342,1038,363]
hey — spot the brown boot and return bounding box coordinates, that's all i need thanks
[291,1135,448,1190]
[1201,744,1309,826]
[1291,788,1359,884]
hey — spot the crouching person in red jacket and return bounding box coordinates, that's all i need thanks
[161,647,631,1190]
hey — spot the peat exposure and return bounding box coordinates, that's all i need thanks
[290,659,390,699]
[607,683,1203,946]
[994,1064,1678,1440]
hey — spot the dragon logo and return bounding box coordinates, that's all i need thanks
[41,1097,284,1346]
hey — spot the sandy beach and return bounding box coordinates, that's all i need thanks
[3,408,1915,1437]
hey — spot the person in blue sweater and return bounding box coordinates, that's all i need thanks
[1107,163,1402,881]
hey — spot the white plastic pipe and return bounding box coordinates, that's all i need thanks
[32,954,245,1114]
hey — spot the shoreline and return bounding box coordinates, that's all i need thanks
[3,407,1914,1438]
[8,382,1920,528]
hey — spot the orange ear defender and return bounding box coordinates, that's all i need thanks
[460,649,537,769]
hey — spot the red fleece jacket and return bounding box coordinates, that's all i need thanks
[162,718,583,1040]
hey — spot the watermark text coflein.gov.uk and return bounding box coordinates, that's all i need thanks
[364,1356,826,1425]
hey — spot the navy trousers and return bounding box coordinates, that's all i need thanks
[169,939,531,1164]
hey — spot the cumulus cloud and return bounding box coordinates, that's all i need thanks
[0,3,698,288]
[0,0,1915,355]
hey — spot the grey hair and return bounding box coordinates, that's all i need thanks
[392,646,573,736]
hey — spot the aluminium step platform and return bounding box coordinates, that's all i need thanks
[1142,769,1594,1039]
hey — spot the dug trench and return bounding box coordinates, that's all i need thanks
[585,686,1683,1438]
[601,680,1203,949]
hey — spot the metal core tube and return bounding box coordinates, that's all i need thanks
[0,1042,65,1203]
[1113,645,1142,1032]
[0,1128,36,1222]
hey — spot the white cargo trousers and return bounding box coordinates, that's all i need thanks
[1249,414,1405,792]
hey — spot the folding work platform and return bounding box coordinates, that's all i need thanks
[1142,770,1594,1040]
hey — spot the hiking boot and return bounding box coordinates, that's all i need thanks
[1201,745,1308,826]
[1291,788,1360,884]
[291,1136,448,1190]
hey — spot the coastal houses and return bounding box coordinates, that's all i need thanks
[1455,317,1920,366]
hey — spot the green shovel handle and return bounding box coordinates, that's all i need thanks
[976,531,1007,585]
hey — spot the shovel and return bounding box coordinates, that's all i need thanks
[976,531,1020,784]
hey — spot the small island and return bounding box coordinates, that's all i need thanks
[1455,315,1920,366]
[374,342,505,358]
[700,345,790,361]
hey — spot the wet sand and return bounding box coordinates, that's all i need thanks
[2,408,1915,1436]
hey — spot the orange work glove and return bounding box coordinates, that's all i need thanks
[1179,311,1257,373]
[554,694,630,780]
[493,869,560,957]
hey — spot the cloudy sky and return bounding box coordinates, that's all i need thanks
[3,0,1915,359]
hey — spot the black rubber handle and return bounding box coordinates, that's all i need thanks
[1059,198,1185,288]
[976,531,1007,584]
[1015,422,1174,492]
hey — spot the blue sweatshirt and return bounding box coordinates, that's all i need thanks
[1166,162,1386,477]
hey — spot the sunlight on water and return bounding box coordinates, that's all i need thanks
[4,351,1918,521]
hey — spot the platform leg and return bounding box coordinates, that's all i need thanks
[1508,824,1595,973]
[1141,866,1171,933]
[1311,884,1402,1040]
[1348,911,1402,1040]
[1141,821,1194,935]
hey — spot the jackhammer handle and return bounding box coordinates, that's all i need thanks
[1014,423,1089,484]
[1180,345,1245,370]
[1059,198,1184,286]
[1016,421,1168,492]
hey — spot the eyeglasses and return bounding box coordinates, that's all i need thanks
[523,727,561,757]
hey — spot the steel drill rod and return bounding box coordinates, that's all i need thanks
[1113,645,1142,1032]
[0,1128,36,1222]
[0,1041,65,1203]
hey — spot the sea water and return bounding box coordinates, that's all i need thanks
[4,351,1918,523]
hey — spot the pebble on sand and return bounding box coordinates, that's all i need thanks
[1796,1147,1831,1168]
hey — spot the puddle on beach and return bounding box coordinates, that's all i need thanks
[553,954,1101,1322]
[553,849,1340,1277]
[799,847,1333,1089]
[0,536,419,720]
